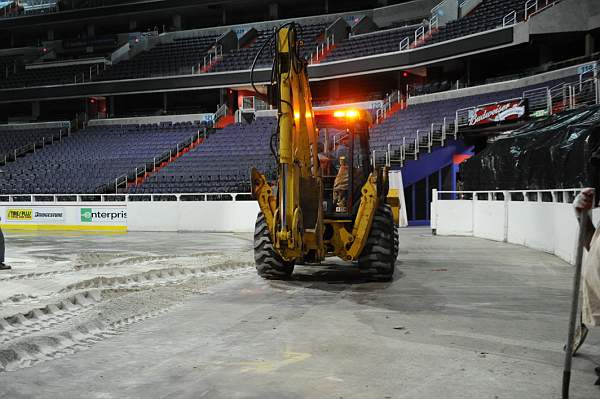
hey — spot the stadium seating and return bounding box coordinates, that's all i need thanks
[211,23,327,72]
[410,81,454,96]
[99,35,219,80]
[0,63,103,89]
[0,127,63,159]
[0,55,20,80]
[324,25,418,62]
[425,0,526,46]
[60,36,121,60]
[0,123,202,194]
[129,118,277,193]
[0,0,534,89]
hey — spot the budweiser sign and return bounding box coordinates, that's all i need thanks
[468,98,526,126]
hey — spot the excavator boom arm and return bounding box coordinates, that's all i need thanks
[252,24,323,262]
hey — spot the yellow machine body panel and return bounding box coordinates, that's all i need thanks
[251,23,400,277]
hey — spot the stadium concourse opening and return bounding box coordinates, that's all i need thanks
[0,0,600,397]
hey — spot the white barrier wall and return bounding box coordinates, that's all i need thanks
[127,201,260,232]
[431,189,581,264]
[0,194,260,232]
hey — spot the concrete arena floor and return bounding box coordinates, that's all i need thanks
[0,228,599,398]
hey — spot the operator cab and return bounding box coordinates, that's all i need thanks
[314,109,373,220]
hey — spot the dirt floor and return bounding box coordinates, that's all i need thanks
[0,228,598,398]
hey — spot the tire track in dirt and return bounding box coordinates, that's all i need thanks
[0,254,177,282]
[0,261,255,373]
[0,291,101,345]
[60,261,254,293]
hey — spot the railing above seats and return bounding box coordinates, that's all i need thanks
[525,0,559,20]
[399,20,434,51]
[502,10,517,27]
[309,33,335,64]
[193,45,223,74]
[375,90,405,124]
[0,192,253,203]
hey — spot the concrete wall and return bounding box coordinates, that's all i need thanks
[458,0,482,18]
[326,18,349,44]
[529,0,600,35]
[431,190,581,264]
[373,0,440,26]
[432,0,459,26]
[87,113,213,126]
[0,121,70,129]
[351,16,378,35]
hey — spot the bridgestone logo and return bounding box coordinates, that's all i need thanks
[34,212,63,218]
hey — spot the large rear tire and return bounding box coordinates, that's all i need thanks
[392,226,399,261]
[254,212,294,280]
[358,204,395,282]
[381,204,399,262]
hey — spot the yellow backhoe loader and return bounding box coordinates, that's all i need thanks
[251,23,400,281]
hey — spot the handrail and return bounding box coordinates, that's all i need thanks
[399,37,410,51]
[429,15,438,32]
[414,25,425,43]
[309,33,335,64]
[525,0,557,20]
[371,150,389,168]
[548,77,599,114]
[387,143,404,167]
[416,128,432,152]
[502,10,517,27]
[0,129,66,163]
[214,103,228,122]
[108,131,203,192]
[374,89,403,124]
[203,45,223,71]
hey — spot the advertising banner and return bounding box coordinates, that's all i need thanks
[468,99,526,126]
[6,207,65,223]
[80,208,127,224]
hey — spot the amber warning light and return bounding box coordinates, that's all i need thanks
[333,110,359,118]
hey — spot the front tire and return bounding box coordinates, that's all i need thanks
[358,204,395,282]
[254,212,294,280]
[381,204,399,262]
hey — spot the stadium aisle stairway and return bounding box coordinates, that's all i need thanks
[128,118,277,194]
